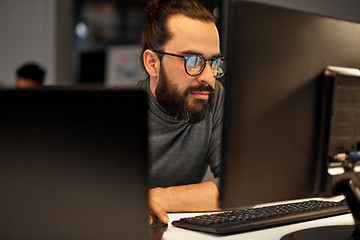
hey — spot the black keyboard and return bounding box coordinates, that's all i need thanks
[172,199,350,235]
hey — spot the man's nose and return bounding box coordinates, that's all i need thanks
[197,62,215,88]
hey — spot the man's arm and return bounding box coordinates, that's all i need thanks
[149,181,220,223]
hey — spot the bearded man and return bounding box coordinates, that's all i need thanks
[137,0,226,224]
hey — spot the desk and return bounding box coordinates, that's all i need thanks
[164,213,354,239]
[163,197,355,239]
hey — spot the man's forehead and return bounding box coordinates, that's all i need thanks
[165,14,220,56]
[166,14,216,34]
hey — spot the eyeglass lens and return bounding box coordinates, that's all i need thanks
[185,55,225,78]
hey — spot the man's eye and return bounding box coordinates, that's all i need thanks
[187,56,201,68]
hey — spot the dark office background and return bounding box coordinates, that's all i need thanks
[72,0,222,84]
[1,0,360,87]
[73,0,360,84]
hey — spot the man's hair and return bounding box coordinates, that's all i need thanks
[16,63,45,85]
[141,0,215,56]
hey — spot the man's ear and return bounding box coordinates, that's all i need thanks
[143,49,160,78]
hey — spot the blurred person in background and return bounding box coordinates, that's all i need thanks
[16,62,45,88]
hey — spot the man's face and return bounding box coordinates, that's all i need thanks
[16,77,39,88]
[155,62,215,123]
[155,15,221,123]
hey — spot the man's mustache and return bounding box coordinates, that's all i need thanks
[186,84,214,93]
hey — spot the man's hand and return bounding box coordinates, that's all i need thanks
[149,197,169,224]
[148,181,220,223]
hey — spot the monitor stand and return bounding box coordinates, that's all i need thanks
[281,179,360,240]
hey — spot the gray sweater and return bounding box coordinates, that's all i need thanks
[136,78,224,188]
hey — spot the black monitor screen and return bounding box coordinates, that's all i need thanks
[221,0,360,209]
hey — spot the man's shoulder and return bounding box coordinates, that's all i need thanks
[215,80,224,92]
[214,80,225,102]
[211,80,225,120]
[130,79,147,89]
[109,79,147,90]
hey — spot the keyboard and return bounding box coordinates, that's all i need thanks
[172,199,350,235]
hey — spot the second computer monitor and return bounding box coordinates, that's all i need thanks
[221,0,360,209]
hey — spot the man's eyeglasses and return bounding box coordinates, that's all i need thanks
[154,50,226,78]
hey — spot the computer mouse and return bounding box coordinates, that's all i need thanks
[149,213,168,240]
[149,213,168,230]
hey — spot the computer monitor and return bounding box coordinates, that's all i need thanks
[221,0,360,225]
[0,88,150,240]
[317,67,360,197]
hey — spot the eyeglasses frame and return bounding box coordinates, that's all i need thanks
[153,50,226,78]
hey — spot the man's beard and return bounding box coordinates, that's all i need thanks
[155,65,215,124]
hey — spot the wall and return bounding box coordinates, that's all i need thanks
[0,0,71,87]
[54,0,72,86]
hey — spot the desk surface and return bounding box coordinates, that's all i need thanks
[163,197,355,240]
[164,213,354,240]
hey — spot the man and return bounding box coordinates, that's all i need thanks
[138,0,226,223]
[16,63,45,88]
